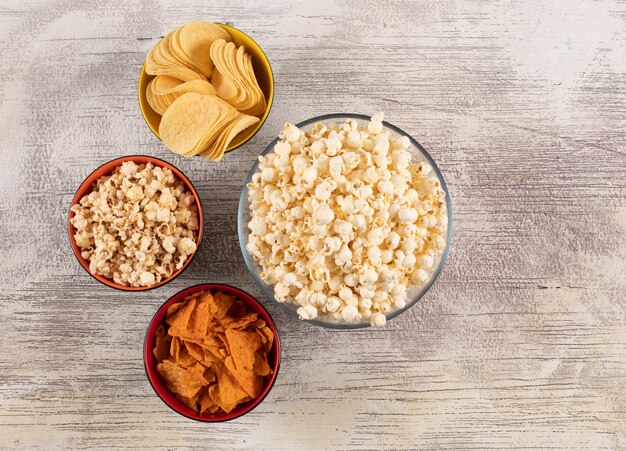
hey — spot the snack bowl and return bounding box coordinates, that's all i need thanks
[143,283,281,422]
[68,155,203,291]
[237,113,453,329]
[138,23,274,153]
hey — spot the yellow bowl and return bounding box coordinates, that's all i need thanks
[138,23,274,153]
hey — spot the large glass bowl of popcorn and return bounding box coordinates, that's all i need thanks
[238,113,451,328]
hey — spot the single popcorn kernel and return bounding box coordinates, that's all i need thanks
[246,113,448,326]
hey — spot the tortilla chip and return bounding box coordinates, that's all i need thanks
[224,329,264,397]
[176,343,198,368]
[170,336,181,362]
[199,388,219,414]
[259,326,274,353]
[157,360,206,399]
[220,313,259,330]
[166,301,184,318]
[184,341,205,361]
[253,351,272,376]
[152,290,274,415]
[176,391,201,410]
[186,301,211,339]
[153,324,171,362]
[166,298,197,329]
[216,363,251,413]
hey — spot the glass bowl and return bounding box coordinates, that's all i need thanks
[237,113,452,329]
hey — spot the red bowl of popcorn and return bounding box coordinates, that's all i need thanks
[68,155,204,291]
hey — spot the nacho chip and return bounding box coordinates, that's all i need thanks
[199,388,219,414]
[170,336,181,362]
[213,291,235,320]
[176,343,198,368]
[259,326,274,353]
[216,363,251,413]
[186,300,211,338]
[153,325,171,362]
[254,351,272,376]
[176,391,201,410]
[224,329,264,397]
[157,360,207,399]
[184,341,205,361]
[166,297,197,329]
[153,290,274,415]
[219,312,259,331]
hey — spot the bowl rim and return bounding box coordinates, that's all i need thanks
[68,154,204,292]
[143,282,282,422]
[137,22,275,154]
[237,113,453,329]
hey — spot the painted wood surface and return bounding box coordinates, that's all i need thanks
[0,0,625,449]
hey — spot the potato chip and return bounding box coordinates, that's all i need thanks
[159,93,229,156]
[150,66,205,82]
[153,290,274,415]
[209,39,266,116]
[152,77,216,97]
[146,29,211,82]
[144,22,268,160]
[152,75,184,94]
[176,21,232,77]
[159,92,259,160]
[199,113,260,160]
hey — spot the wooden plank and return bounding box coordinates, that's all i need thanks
[0,0,624,449]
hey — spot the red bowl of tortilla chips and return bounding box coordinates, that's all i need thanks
[144,283,280,422]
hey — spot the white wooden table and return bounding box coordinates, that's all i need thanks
[1,0,625,449]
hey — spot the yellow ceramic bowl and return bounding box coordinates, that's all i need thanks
[138,23,274,153]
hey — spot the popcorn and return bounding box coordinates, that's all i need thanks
[70,162,198,287]
[370,312,387,327]
[246,113,447,326]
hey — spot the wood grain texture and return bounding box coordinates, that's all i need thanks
[0,0,625,449]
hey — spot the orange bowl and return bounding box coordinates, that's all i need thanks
[138,23,274,153]
[68,155,204,291]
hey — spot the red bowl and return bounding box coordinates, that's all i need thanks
[68,155,203,291]
[143,283,281,422]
